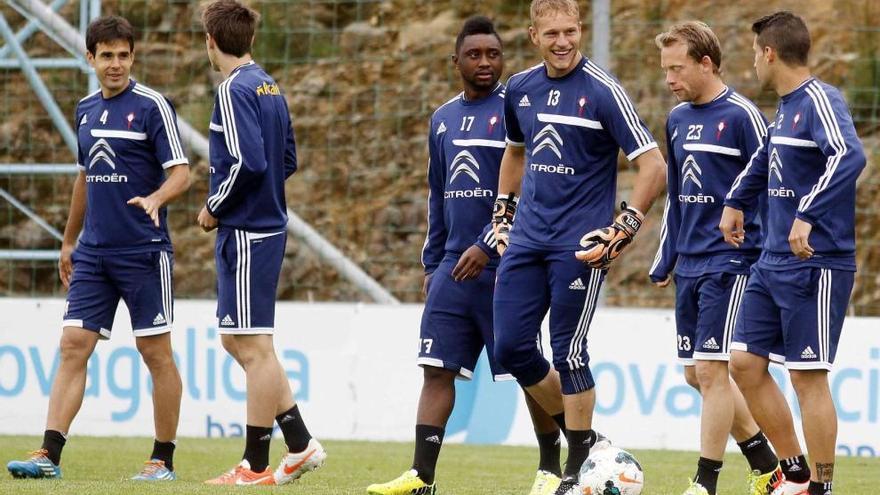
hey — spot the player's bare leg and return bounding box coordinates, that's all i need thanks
[730,351,801,458]
[45,327,99,434]
[523,369,565,417]
[132,333,181,479]
[789,370,836,485]
[136,333,181,443]
[695,360,735,460]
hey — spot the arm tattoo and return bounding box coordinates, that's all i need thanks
[816,462,834,482]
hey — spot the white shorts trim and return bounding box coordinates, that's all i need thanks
[626,142,659,161]
[693,351,731,362]
[678,357,696,366]
[730,341,786,364]
[62,319,83,328]
[218,327,274,335]
[493,373,516,382]
[417,357,473,381]
[784,361,833,371]
[133,325,172,337]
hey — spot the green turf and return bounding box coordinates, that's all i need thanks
[1,435,878,494]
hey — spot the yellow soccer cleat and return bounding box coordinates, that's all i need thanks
[748,464,783,495]
[528,470,562,495]
[367,469,436,495]
[681,479,710,495]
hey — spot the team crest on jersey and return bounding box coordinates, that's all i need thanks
[792,112,801,130]
[488,115,498,133]
[126,112,135,129]
[577,96,588,116]
[716,121,726,140]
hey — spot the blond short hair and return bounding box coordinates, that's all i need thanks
[655,21,722,73]
[530,0,579,23]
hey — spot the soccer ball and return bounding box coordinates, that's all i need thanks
[578,446,644,495]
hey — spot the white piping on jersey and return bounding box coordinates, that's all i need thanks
[90,129,147,140]
[132,84,186,162]
[209,121,224,133]
[582,60,653,148]
[508,62,544,81]
[452,138,507,148]
[649,197,671,276]
[207,71,244,212]
[626,142,659,161]
[536,113,603,130]
[434,93,463,115]
[770,136,819,148]
[78,88,102,103]
[682,143,742,156]
[420,144,434,269]
[728,92,767,141]
[800,81,847,212]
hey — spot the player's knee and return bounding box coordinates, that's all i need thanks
[58,332,94,364]
[694,360,727,390]
[422,366,456,385]
[788,369,828,396]
[728,352,753,386]
[493,337,525,374]
[136,342,175,370]
[683,365,701,391]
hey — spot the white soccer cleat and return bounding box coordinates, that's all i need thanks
[769,479,809,495]
[273,438,327,485]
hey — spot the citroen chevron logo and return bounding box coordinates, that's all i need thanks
[769,148,783,183]
[681,154,703,189]
[533,124,563,159]
[88,138,116,170]
[450,150,480,183]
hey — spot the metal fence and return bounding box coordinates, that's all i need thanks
[1,0,877,314]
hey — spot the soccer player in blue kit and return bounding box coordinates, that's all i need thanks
[650,21,781,495]
[720,12,867,495]
[7,16,189,481]
[491,1,667,493]
[368,16,564,495]
[197,0,325,486]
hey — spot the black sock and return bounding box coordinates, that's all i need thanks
[150,439,176,471]
[242,425,273,473]
[737,431,778,474]
[563,429,595,479]
[809,480,832,495]
[275,405,312,453]
[40,430,66,466]
[535,430,562,476]
[694,457,723,495]
[411,424,444,485]
[781,455,811,483]
[551,413,567,432]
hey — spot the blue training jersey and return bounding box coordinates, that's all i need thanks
[649,87,768,281]
[75,80,188,255]
[421,83,505,274]
[206,61,297,231]
[725,78,866,272]
[504,56,658,250]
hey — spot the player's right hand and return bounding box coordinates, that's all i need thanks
[58,243,74,289]
[652,275,671,288]
[492,193,517,256]
[719,206,745,248]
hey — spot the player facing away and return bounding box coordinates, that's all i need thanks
[367,16,564,495]
[491,1,666,493]
[720,11,867,495]
[650,21,782,495]
[6,16,189,481]
[197,0,325,486]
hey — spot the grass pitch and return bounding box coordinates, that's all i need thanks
[1,435,878,494]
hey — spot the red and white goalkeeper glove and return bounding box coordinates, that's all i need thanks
[575,202,645,269]
[492,193,517,256]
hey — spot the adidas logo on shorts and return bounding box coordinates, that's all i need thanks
[569,278,586,290]
[801,346,817,359]
[519,95,531,107]
[220,314,235,326]
[702,337,720,350]
[152,313,166,326]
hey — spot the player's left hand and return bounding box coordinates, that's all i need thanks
[127,195,162,227]
[198,206,218,232]
[576,202,644,269]
[788,217,814,259]
[452,245,490,282]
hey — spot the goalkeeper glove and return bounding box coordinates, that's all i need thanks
[492,193,517,255]
[576,202,644,269]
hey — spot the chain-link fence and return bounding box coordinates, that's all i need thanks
[1,0,877,313]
